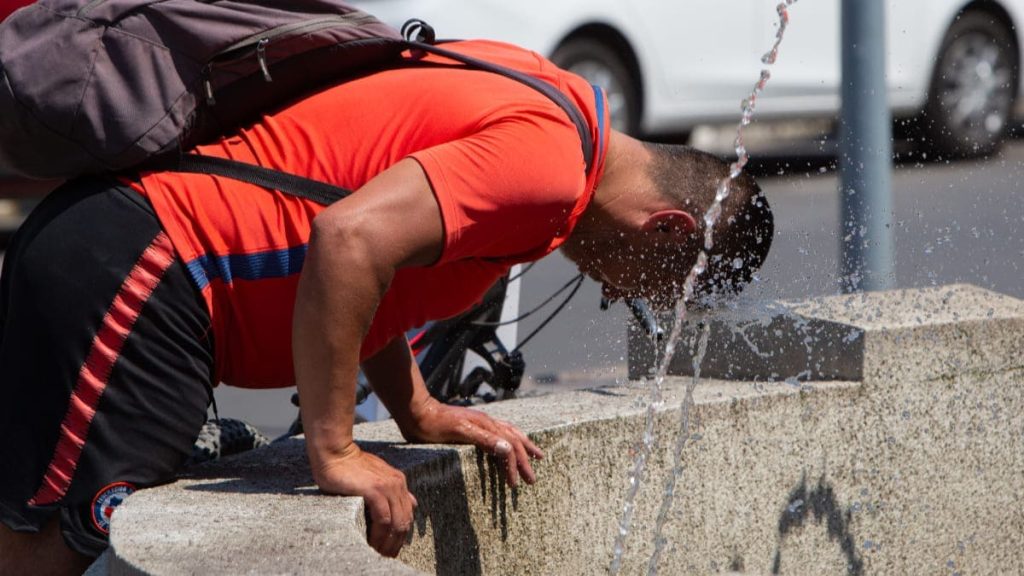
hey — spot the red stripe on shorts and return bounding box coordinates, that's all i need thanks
[29,232,176,506]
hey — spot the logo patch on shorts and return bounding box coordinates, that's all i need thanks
[91,482,135,534]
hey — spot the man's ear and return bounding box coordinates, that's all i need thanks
[642,210,697,236]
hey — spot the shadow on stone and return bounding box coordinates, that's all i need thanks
[771,472,864,575]
[404,447,483,575]
[475,448,517,542]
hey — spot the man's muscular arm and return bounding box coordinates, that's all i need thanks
[291,158,442,558]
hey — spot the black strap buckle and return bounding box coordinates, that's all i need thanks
[401,19,436,44]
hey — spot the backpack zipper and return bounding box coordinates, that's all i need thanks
[201,13,381,105]
[256,38,272,82]
[212,14,378,63]
[202,64,217,106]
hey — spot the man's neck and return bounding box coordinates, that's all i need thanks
[586,132,652,229]
[561,132,647,260]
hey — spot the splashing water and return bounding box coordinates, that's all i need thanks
[762,0,793,66]
[646,321,710,575]
[608,2,799,574]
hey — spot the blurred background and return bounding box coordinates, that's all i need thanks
[2,0,1021,436]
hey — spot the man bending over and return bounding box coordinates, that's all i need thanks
[0,39,772,574]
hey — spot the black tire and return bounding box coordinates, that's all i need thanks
[551,37,641,135]
[920,11,1019,158]
[188,417,270,466]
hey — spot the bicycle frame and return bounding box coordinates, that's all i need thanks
[412,275,521,404]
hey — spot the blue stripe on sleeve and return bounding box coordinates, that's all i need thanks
[185,245,309,290]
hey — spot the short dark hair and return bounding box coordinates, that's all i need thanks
[645,142,773,303]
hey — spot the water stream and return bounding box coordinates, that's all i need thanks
[608,2,799,573]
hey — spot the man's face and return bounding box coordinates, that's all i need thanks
[566,230,698,310]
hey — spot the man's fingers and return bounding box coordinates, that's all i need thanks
[365,493,393,556]
[493,438,512,456]
[495,419,544,460]
[516,430,544,460]
[381,492,413,558]
[465,423,520,487]
[485,432,520,487]
[314,449,421,559]
[501,440,519,487]
[460,414,544,488]
[511,434,537,484]
[364,472,416,558]
[494,422,536,484]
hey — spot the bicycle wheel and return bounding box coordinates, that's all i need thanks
[187,417,271,466]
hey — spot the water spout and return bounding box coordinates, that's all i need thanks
[609,2,800,573]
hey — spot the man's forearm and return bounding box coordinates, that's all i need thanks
[292,221,392,476]
[291,156,443,484]
[360,337,435,440]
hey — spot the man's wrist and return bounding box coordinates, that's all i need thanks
[309,439,361,484]
[305,416,358,465]
[394,395,439,441]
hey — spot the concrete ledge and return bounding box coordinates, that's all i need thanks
[629,284,1024,383]
[107,438,419,575]
[103,285,1024,574]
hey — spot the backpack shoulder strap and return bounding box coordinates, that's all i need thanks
[145,154,351,205]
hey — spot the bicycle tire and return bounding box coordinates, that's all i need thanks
[188,417,271,466]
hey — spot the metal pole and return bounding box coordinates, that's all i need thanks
[839,0,895,292]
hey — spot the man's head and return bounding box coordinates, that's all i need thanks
[562,133,773,308]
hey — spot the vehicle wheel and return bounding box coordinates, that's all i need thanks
[551,37,641,135]
[920,11,1019,158]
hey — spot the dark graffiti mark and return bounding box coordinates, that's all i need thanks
[771,474,864,576]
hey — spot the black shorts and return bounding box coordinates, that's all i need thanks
[0,177,214,557]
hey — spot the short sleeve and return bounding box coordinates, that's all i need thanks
[411,107,587,264]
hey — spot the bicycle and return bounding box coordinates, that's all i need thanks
[189,266,664,464]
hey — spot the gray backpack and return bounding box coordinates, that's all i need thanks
[0,0,407,179]
[0,0,593,189]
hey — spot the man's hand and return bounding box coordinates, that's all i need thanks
[313,443,418,558]
[401,398,545,488]
[362,337,545,489]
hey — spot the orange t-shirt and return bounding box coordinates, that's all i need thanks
[132,40,609,388]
